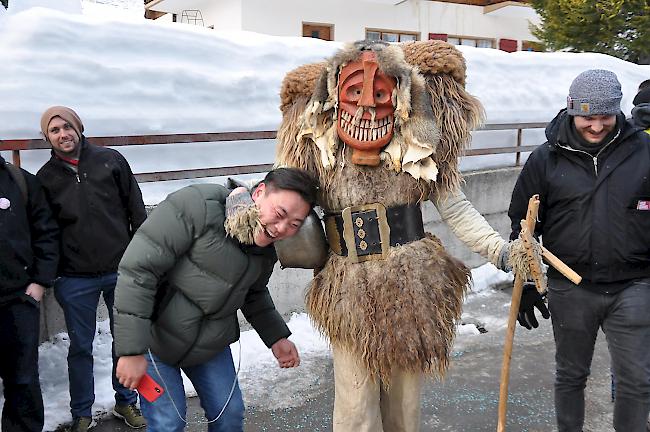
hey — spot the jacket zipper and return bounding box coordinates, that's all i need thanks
[557,128,621,176]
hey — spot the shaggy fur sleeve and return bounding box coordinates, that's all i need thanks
[434,188,506,265]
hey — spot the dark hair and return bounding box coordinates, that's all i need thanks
[639,79,650,92]
[260,167,319,206]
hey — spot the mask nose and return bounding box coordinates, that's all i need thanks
[357,60,378,108]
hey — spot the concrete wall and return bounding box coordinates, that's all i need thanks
[39,166,521,340]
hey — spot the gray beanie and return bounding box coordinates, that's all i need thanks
[567,69,622,116]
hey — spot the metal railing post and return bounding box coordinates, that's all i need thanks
[515,128,522,166]
[12,150,21,167]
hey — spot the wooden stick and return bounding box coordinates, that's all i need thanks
[497,196,538,432]
[522,196,546,294]
[497,273,525,432]
[541,246,582,285]
[523,194,582,285]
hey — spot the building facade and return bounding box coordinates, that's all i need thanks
[145,0,541,52]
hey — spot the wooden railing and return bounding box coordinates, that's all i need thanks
[0,122,547,182]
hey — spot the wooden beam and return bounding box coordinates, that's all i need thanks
[484,1,530,14]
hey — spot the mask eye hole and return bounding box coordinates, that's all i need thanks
[346,85,362,101]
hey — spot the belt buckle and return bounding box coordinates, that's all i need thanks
[341,202,390,263]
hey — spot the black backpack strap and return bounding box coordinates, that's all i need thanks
[5,162,28,204]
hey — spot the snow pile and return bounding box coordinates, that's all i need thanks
[81,0,144,21]
[1,3,647,141]
[7,0,82,15]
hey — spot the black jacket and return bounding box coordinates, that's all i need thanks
[37,139,146,276]
[508,110,650,284]
[0,156,59,301]
[632,103,650,131]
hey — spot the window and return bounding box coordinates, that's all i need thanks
[498,38,517,52]
[428,33,448,41]
[367,31,381,41]
[382,33,398,42]
[446,36,494,49]
[302,23,333,41]
[365,29,419,42]
[522,40,543,52]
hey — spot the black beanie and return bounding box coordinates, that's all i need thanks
[633,88,650,106]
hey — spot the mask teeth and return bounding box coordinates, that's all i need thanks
[340,110,393,142]
[353,107,364,126]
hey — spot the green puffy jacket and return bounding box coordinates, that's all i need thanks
[114,184,290,367]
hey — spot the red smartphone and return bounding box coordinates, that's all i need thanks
[137,373,165,403]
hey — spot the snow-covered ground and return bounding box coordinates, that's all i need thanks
[35,263,510,431]
[1,1,648,429]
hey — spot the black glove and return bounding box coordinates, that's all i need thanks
[517,283,550,330]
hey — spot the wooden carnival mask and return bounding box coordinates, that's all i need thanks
[337,51,397,166]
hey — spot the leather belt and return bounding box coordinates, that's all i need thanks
[324,203,425,263]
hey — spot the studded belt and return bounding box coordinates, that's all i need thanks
[324,203,425,263]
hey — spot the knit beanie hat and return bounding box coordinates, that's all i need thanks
[633,88,650,106]
[40,106,84,140]
[566,69,622,116]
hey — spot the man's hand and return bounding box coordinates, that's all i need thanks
[25,283,45,302]
[116,355,148,390]
[271,338,300,368]
[518,283,550,329]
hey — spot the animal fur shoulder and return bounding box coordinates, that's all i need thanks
[279,62,326,113]
[401,40,467,86]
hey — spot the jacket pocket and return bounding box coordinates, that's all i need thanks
[626,207,650,257]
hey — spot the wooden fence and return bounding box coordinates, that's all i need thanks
[0,122,547,182]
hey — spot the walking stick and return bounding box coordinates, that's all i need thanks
[496,195,580,431]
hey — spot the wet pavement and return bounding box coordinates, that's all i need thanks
[91,286,617,432]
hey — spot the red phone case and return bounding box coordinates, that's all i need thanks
[137,373,164,403]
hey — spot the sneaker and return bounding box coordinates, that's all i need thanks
[113,403,146,429]
[68,417,96,432]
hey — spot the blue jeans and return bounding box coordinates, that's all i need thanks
[548,277,650,432]
[0,299,44,431]
[140,348,244,432]
[54,273,137,418]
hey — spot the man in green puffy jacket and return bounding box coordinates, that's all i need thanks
[113,168,318,432]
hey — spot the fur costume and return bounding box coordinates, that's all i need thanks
[276,40,484,383]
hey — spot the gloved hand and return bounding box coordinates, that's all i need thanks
[496,242,512,272]
[518,282,550,329]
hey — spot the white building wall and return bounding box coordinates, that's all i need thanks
[420,2,538,42]
[239,0,539,43]
[242,0,423,42]
[194,0,242,30]
[150,0,539,45]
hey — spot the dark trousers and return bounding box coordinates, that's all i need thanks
[54,273,137,419]
[548,277,650,432]
[0,299,44,432]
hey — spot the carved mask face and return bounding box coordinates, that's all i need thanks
[337,51,397,166]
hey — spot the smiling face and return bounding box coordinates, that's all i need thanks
[573,114,617,144]
[336,51,397,166]
[46,116,81,158]
[251,183,311,248]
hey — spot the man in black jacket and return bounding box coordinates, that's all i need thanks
[508,70,650,432]
[0,155,58,431]
[36,106,147,432]
[632,79,650,133]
